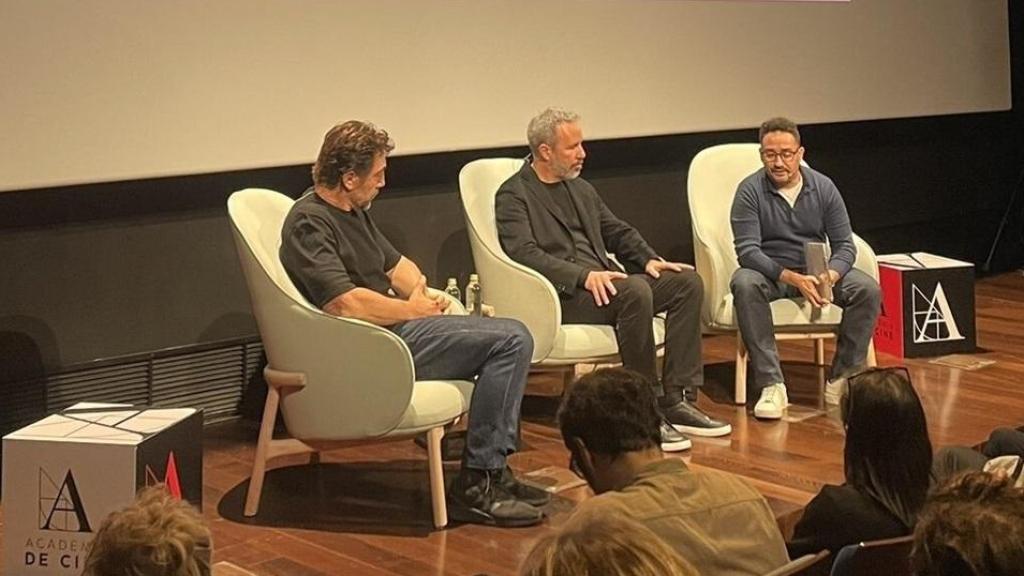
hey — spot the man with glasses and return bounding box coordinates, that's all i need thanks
[731,117,881,419]
[559,367,788,575]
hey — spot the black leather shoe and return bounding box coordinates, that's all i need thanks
[683,387,698,403]
[662,400,732,437]
[659,419,692,452]
[500,466,551,507]
[447,468,544,528]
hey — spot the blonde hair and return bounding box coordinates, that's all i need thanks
[81,485,211,576]
[520,515,698,576]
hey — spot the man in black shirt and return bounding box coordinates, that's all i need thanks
[495,109,732,447]
[280,121,545,527]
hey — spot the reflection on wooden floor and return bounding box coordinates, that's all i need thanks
[4,274,1024,575]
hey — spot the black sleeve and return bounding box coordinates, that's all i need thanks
[496,183,588,295]
[279,214,356,308]
[787,487,840,558]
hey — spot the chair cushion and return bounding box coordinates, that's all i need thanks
[713,293,845,330]
[545,318,666,364]
[390,379,475,435]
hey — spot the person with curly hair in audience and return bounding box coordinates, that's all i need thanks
[558,367,788,575]
[81,485,211,576]
[788,367,932,563]
[910,470,1024,576]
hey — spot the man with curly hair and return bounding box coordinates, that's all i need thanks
[559,368,788,575]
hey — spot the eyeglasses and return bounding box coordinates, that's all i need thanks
[760,149,799,162]
[840,365,912,423]
[568,451,584,479]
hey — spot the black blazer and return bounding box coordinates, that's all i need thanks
[495,163,658,297]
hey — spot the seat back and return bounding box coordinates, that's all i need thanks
[687,144,880,329]
[764,550,831,576]
[227,188,415,440]
[687,144,764,329]
[830,535,913,576]
[459,158,562,363]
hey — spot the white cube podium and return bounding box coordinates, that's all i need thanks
[2,403,203,575]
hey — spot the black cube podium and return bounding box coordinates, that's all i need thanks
[874,253,976,358]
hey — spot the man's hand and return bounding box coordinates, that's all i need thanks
[780,269,826,307]
[408,275,447,318]
[644,259,694,279]
[584,270,628,307]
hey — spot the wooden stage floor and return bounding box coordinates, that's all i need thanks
[2,273,1023,575]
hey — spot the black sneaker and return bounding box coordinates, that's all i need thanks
[662,400,732,437]
[659,419,692,452]
[499,466,551,507]
[447,468,544,528]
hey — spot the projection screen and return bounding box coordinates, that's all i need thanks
[0,0,1010,192]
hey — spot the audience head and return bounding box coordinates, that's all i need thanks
[519,514,699,576]
[840,366,933,528]
[910,471,1024,576]
[527,108,585,181]
[81,485,211,576]
[758,116,803,187]
[558,368,662,494]
[313,120,394,191]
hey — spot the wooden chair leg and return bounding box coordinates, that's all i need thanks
[814,338,825,366]
[427,426,448,529]
[735,334,748,405]
[244,385,280,517]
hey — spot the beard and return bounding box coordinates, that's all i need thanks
[552,158,583,181]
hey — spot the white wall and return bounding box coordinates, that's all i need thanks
[0,0,1010,192]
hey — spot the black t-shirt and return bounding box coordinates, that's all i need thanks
[542,181,606,278]
[279,190,401,308]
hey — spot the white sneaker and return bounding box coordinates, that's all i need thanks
[824,377,846,406]
[754,383,788,420]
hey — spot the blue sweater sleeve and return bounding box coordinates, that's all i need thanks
[731,181,784,280]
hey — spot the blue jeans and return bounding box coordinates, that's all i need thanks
[390,316,533,470]
[730,268,881,390]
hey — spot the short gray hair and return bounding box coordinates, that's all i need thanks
[527,108,581,154]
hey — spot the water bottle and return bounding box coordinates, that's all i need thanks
[465,273,483,316]
[444,277,462,302]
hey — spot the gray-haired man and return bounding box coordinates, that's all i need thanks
[495,109,732,449]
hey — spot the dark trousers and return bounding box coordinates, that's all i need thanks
[559,270,704,398]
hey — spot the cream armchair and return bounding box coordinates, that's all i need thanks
[227,188,473,528]
[458,158,664,383]
[686,144,878,405]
